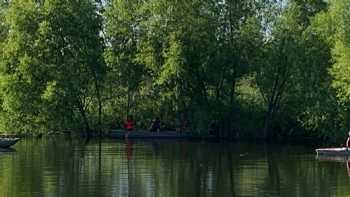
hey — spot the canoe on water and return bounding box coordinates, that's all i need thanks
[109,130,195,139]
[315,148,350,156]
[0,138,20,148]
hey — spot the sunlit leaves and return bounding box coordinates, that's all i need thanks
[0,0,104,134]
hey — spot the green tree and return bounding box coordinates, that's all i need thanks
[320,0,350,133]
[0,0,45,134]
[104,0,146,122]
[256,3,306,138]
[134,0,263,133]
[292,0,328,26]
[0,0,104,137]
[257,0,337,140]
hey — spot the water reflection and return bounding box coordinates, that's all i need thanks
[125,139,134,161]
[316,155,350,177]
[0,148,16,153]
[1,139,350,197]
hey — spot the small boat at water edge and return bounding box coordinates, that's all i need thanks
[315,147,350,156]
[109,130,195,139]
[0,138,20,148]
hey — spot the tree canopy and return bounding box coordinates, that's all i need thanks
[1,0,350,142]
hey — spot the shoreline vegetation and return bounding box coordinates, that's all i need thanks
[0,130,330,147]
[0,0,349,145]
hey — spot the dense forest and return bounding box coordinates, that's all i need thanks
[0,0,350,142]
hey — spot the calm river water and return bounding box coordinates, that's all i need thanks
[0,138,349,197]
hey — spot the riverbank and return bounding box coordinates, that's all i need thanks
[0,129,338,148]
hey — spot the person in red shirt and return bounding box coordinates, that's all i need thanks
[123,115,134,131]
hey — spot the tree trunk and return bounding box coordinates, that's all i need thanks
[263,102,274,139]
[94,78,102,138]
[98,95,102,138]
[230,78,236,105]
[126,85,131,117]
[77,99,92,138]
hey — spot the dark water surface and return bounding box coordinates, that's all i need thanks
[0,138,349,197]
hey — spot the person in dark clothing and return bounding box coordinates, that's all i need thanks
[208,120,219,137]
[179,114,190,133]
[149,117,161,132]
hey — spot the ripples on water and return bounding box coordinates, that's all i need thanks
[0,138,350,197]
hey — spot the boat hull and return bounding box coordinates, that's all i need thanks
[109,130,194,139]
[316,148,350,156]
[316,154,350,162]
[0,138,20,148]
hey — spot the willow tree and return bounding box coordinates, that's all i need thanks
[318,0,350,132]
[214,0,262,104]
[131,0,263,132]
[41,0,105,136]
[255,0,335,139]
[139,0,217,125]
[104,0,147,121]
[0,0,45,134]
[0,0,104,136]
[256,3,306,138]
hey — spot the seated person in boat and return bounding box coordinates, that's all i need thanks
[123,116,134,131]
[149,117,161,132]
[174,113,190,133]
[208,120,219,137]
[179,117,190,133]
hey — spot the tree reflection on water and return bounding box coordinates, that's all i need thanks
[1,139,350,197]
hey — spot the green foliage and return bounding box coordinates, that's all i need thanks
[0,0,104,135]
[327,0,350,104]
[307,0,350,141]
[0,0,347,143]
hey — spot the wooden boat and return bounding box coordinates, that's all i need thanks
[109,130,195,139]
[0,138,20,148]
[315,147,350,156]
